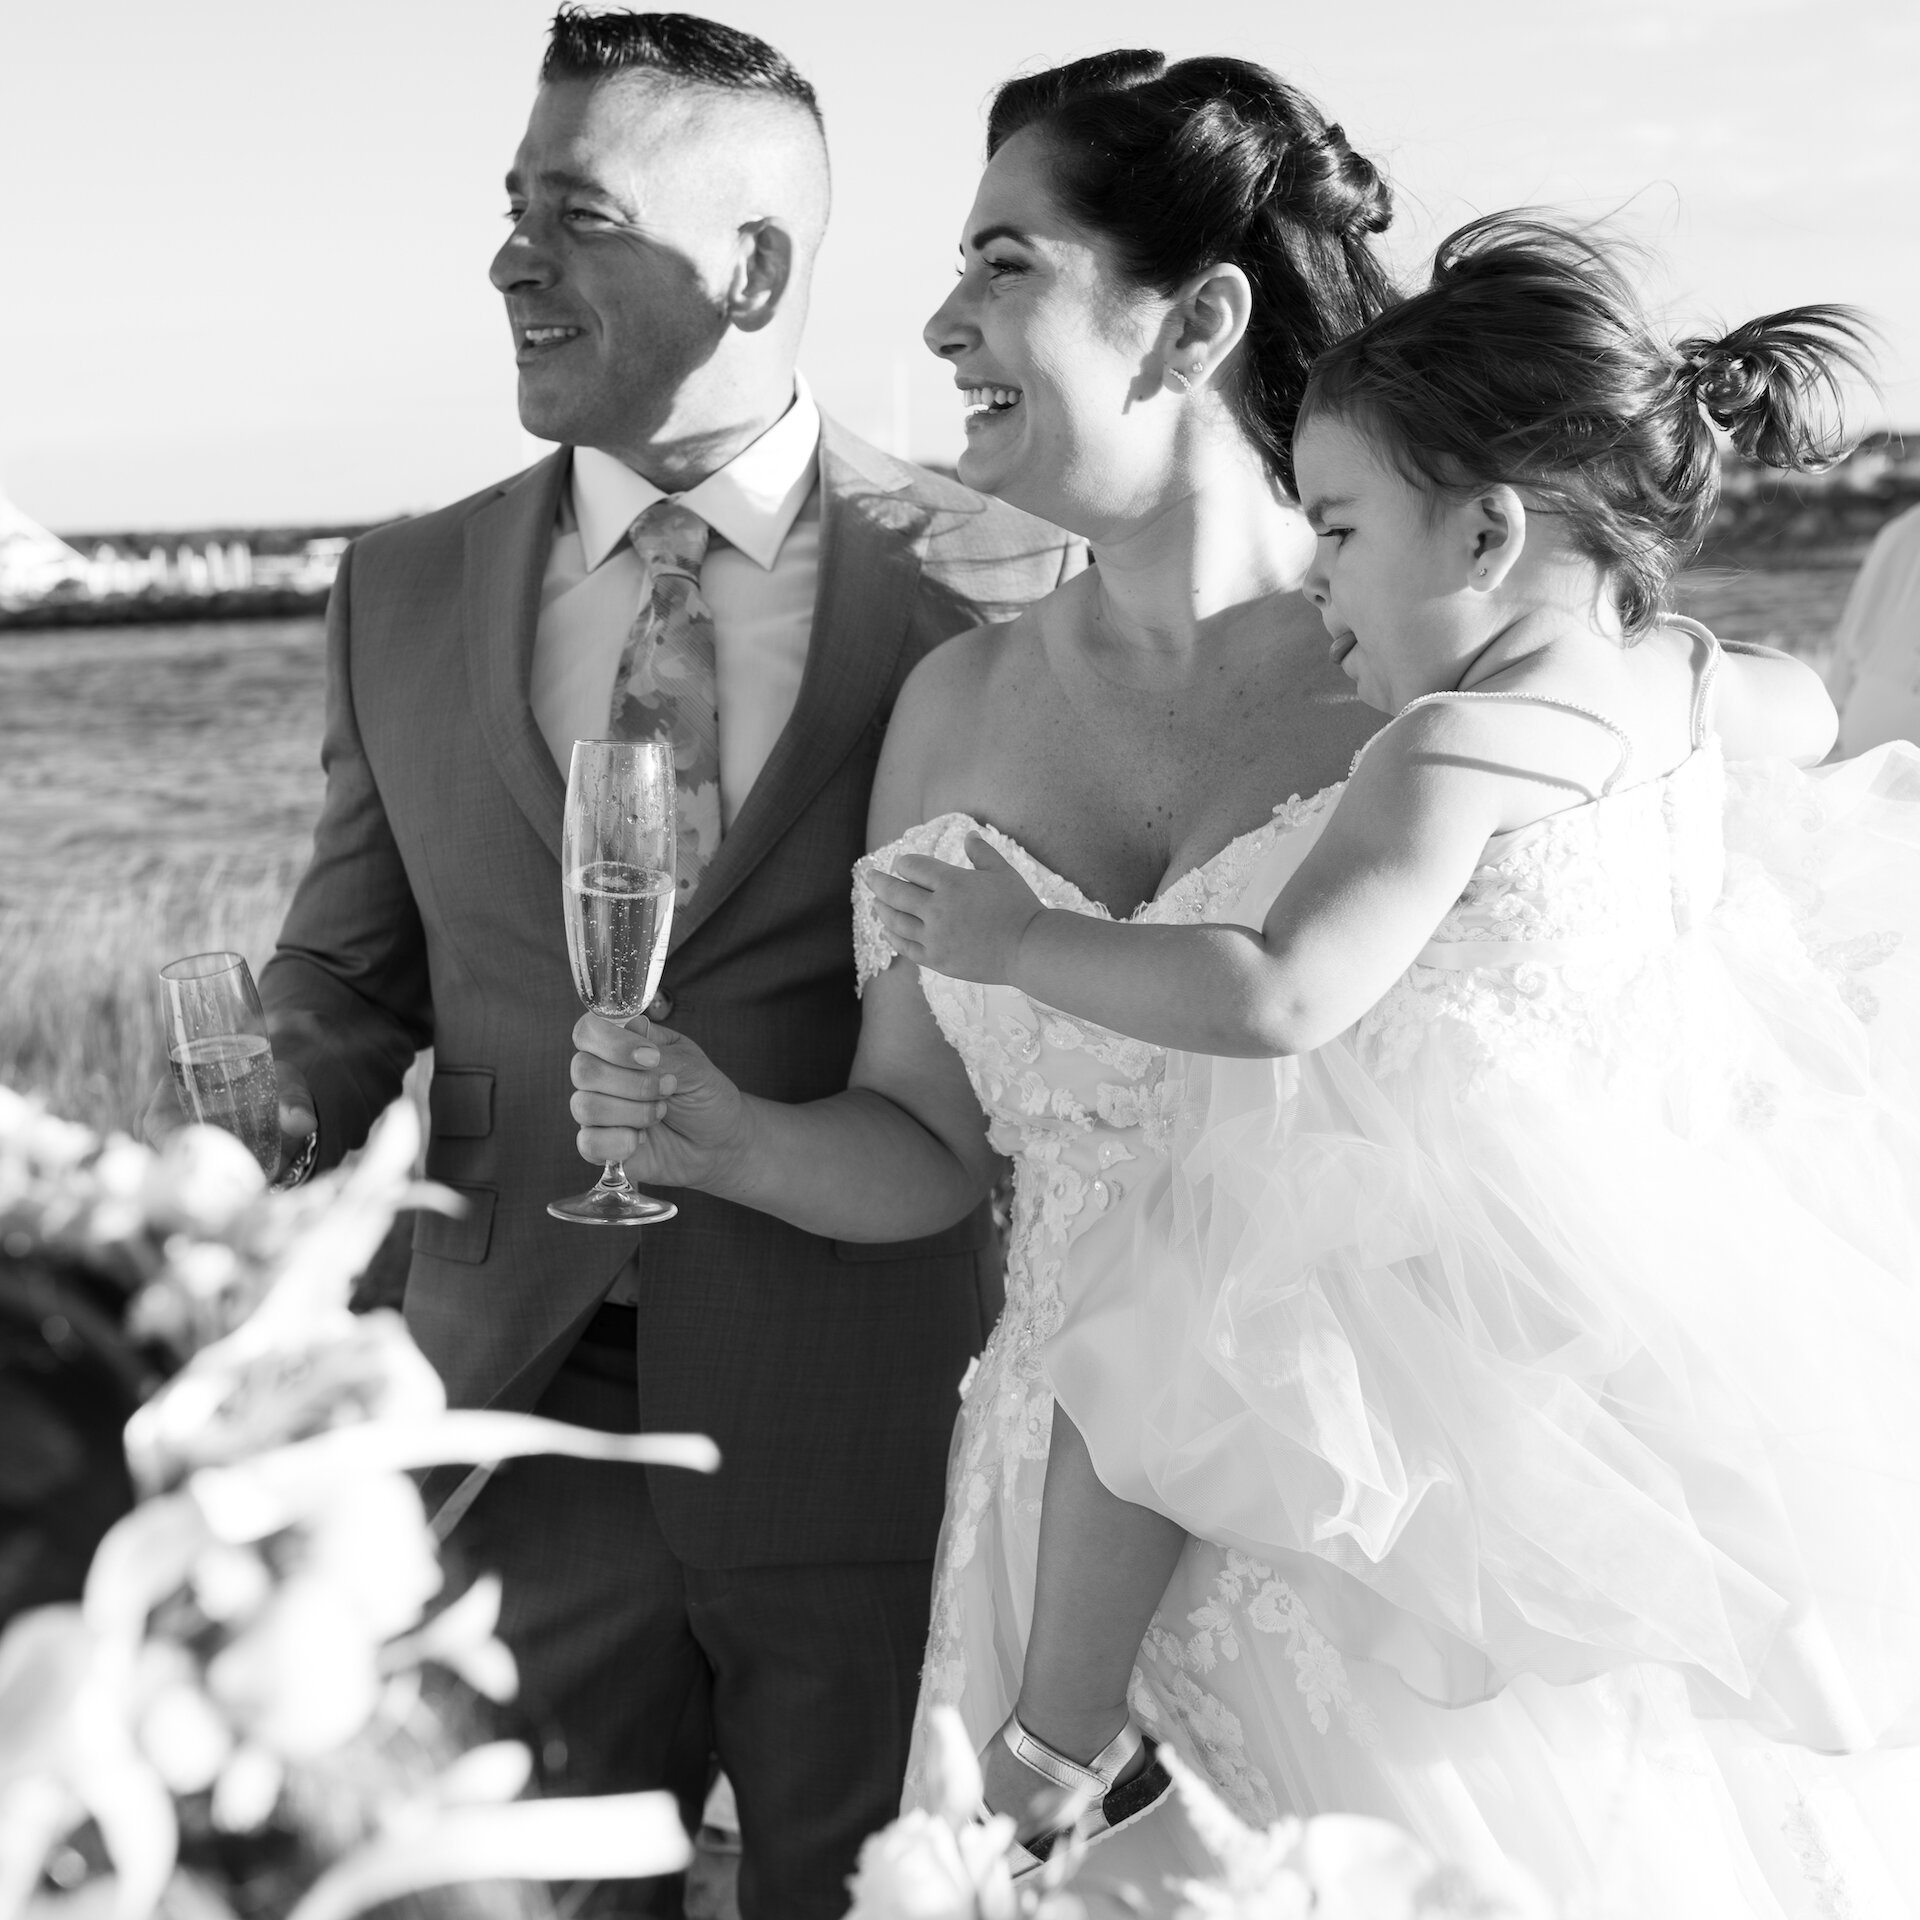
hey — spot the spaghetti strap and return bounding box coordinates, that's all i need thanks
[1359,688,1636,798]
[1660,615,1723,749]
[1350,618,1724,792]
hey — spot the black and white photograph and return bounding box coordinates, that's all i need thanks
[4,3,1917,1917]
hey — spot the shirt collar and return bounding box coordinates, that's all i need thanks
[570,373,821,574]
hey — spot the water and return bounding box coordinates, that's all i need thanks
[1671,562,1856,679]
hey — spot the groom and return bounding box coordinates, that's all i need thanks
[257,11,1077,1916]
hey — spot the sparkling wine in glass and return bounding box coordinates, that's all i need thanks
[550,738,679,1226]
[159,950,281,1177]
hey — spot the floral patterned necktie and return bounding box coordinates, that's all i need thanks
[608,499,721,907]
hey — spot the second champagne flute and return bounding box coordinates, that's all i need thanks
[159,950,281,1177]
[550,737,679,1226]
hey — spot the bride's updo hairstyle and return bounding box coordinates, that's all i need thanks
[987,51,1395,489]
[1300,214,1873,635]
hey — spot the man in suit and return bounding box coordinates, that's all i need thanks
[256,12,1078,1917]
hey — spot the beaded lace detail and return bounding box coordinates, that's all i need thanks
[862,794,1355,1821]
[878,719,1736,1813]
[1350,621,1731,1092]
[1355,742,1730,1090]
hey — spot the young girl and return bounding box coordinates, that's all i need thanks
[867,217,1920,1900]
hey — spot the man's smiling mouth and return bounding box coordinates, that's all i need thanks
[520,325,583,351]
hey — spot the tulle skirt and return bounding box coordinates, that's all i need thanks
[1040,744,1920,1911]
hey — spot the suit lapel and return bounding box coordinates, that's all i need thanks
[669,422,928,952]
[467,451,571,865]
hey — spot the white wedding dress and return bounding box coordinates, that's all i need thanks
[856,629,1920,1917]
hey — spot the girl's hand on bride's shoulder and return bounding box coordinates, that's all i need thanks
[569,1015,744,1191]
[865,832,1046,985]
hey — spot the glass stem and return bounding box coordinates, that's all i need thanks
[594,1159,635,1197]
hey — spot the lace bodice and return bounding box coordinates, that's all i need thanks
[1357,727,1730,1091]
[855,795,1340,1185]
[852,795,1342,1569]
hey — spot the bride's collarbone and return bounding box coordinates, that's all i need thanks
[928,621,1368,914]
[929,766,1296,920]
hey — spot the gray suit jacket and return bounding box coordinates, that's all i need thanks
[261,418,1080,1566]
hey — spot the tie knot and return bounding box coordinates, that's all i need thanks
[628,499,711,577]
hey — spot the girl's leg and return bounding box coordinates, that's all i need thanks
[980,1403,1187,1834]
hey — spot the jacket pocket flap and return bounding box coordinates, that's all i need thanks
[413,1183,496,1265]
[429,1068,494,1139]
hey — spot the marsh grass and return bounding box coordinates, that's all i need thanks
[0,858,304,1134]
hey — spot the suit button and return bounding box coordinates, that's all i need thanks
[647,990,673,1020]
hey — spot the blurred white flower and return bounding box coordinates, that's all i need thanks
[845,1808,1014,1920]
[924,1705,985,1826]
[295,1475,442,1642]
[1297,1816,1439,1920]
[1163,1747,1554,1920]
[0,1092,722,1920]
[127,1307,447,1496]
[1161,1748,1301,1897]
[0,1605,177,1920]
[205,1578,385,1761]
[90,1137,149,1202]
[381,1576,517,1704]
[1175,1877,1311,1920]
[146,1126,265,1236]
[950,1822,1019,1920]
[417,1741,534,1811]
[843,1709,1018,1920]
[210,1746,284,1835]
[5,1095,94,1174]
[187,1541,271,1625]
[136,1678,233,1797]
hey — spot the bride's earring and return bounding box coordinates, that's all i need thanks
[1163,365,1193,394]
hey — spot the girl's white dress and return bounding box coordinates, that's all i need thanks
[856,628,1920,1917]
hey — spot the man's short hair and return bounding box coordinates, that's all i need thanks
[541,8,822,131]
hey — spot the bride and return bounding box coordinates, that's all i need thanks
[570,39,1392,1857]
[572,49,1918,1911]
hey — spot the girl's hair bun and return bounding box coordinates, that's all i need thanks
[1677,311,1870,471]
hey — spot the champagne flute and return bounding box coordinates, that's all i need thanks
[550,738,680,1226]
[159,950,281,1177]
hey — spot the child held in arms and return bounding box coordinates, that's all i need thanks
[866,217,1920,1894]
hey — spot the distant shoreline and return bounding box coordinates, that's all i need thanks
[3,447,1913,633]
[0,585,329,633]
[0,534,1884,636]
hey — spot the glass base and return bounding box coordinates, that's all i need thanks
[548,1185,679,1226]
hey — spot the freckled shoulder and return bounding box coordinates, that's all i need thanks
[871,616,1000,843]
[872,586,1068,844]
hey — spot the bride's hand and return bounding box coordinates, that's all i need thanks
[570,1014,746,1192]
[865,833,1046,985]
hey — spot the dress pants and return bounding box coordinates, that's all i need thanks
[451,1307,934,1920]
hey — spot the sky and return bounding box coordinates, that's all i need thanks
[3,0,1914,532]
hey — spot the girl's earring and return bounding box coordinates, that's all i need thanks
[1164,366,1193,394]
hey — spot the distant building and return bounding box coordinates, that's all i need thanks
[0,509,344,624]
[0,495,88,608]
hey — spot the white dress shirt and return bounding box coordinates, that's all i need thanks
[530,377,822,829]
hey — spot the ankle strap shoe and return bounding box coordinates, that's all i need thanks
[993,1712,1173,1869]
